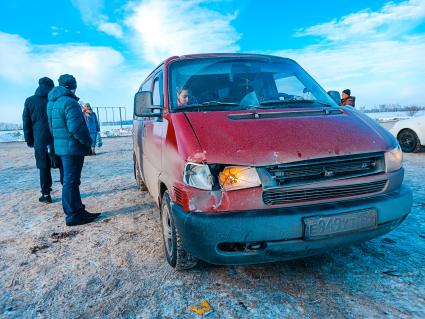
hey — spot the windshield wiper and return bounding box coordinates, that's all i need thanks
[176,101,240,111]
[201,101,240,106]
[259,99,332,107]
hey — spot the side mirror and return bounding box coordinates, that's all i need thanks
[328,90,341,105]
[134,91,162,117]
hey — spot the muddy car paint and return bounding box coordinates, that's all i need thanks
[133,53,412,266]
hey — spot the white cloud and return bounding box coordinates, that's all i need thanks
[295,0,425,42]
[71,0,124,39]
[0,32,124,88]
[71,0,104,23]
[0,31,149,123]
[0,0,242,123]
[275,38,425,107]
[125,0,241,64]
[97,21,124,38]
[273,0,425,108]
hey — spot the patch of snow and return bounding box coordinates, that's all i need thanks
[365,111,425,122]
[0,125,132,143]
[0,130,25,142]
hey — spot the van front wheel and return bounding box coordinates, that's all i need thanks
[161,191,198,270]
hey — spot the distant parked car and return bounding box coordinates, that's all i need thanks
[390,115,425,153]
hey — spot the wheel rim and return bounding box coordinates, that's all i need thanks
[399,131,415,152]
[162,204,174,257]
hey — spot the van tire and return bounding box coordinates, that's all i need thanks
[398,129,421,153]
[161,191,198,270]
[133,156,147,191]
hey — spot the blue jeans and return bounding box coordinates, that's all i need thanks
[90,133,97,148]
[59,155,85,216]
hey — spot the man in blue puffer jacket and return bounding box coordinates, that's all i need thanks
[47,74,100,226]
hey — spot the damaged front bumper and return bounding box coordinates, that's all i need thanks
[171,186,412,265]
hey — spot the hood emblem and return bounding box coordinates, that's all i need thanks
[324,170,334,177]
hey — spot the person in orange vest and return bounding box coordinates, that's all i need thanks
[341,89,356,107]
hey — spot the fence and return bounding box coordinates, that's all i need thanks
[94,107,129,128]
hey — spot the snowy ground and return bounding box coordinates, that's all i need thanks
[366,111,425,122]
[0,125,132,143]
[1,137,424,318]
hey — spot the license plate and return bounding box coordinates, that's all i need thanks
[303,208,377,240]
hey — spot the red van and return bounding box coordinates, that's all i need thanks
[133,54,412,270]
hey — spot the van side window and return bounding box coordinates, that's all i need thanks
[152,72,163,107]
[141,78,153,92]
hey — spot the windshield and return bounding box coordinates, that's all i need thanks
[168,57,338,112]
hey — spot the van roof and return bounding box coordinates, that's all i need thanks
[164,53,292,64]
[142,53,295,86]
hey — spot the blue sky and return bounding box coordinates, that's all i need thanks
[1,0,425,123]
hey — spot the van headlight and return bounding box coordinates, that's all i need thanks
[218,166,261,191]
[183,162,213,190]
[385,146,403,172]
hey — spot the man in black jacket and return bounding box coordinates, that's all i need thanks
[23,77,55,203]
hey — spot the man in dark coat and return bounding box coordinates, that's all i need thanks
[47,74,100,226]
[23,77,55,203]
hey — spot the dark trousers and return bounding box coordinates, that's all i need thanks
[39,167,52,195]
[59,155,85,216]
[35,148,52,195]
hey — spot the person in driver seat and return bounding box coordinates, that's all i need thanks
[177,86,190,107]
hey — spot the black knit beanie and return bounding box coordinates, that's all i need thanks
[58,74,77,90]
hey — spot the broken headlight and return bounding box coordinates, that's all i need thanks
[183,162,213,190]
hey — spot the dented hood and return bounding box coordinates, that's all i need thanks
[183,108,397,166]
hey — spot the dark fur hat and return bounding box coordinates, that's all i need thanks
[38,77,54,88]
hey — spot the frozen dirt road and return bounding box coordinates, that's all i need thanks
[1,137,424,318]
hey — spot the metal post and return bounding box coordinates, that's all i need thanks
[105,108,108,125]
[112,108,115,124]
[119,107,122,128]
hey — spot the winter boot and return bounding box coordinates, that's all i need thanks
[39,194,52,203]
